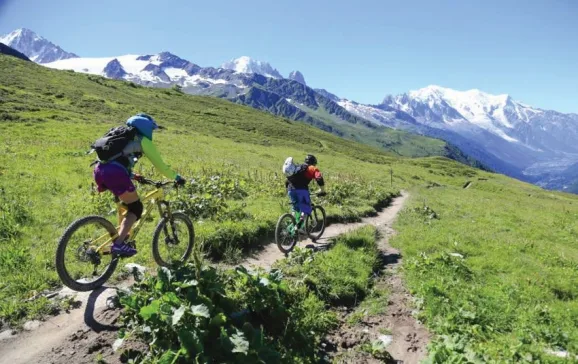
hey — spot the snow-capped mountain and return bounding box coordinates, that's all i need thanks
[0,28,78,63]
[221,56,283,79]
[45,52,246,90]
[339,86,578,189]
[382,85,543,143]
[288,70,306,85]
[381,85,578,156]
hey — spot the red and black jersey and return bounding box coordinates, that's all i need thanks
[286,164,325,190]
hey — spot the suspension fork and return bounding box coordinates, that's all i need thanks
[158,201,179,243]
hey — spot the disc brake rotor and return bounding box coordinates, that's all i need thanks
[76,241,91,262]
[76,242,101,265]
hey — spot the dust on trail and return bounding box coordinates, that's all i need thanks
[0,191,429,364]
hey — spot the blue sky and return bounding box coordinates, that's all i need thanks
[1,0,577,112]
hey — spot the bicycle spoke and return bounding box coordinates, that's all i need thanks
[62,220,115,284]
[278,215,296,249]
[157,217,190,264]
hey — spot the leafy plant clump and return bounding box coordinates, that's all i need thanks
[173,173,248,221]
[118,263,336,363]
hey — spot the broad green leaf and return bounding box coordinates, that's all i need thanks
[191,304,210,318]
[139,300,160,321]
[157,350,179,364]
[209,312,227,327]
[156,267,172,291]
[119,295,139,309]
[172,305,187,326]
[174,279,198,288]
[163,291,181,305]
[160,267,172,282]
[231,329,249,355]
[178,330,202,357]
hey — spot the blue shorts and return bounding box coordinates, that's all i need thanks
[288,189,311,215]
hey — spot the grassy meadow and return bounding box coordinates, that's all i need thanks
[0,55,577,362]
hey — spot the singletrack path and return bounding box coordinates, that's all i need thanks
[0,192,429,363]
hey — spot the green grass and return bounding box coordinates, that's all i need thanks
[392,184,578,362]
[1,54,578,362]
[275,226,380,306]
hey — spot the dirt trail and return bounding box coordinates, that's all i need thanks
[0,191,428,364]
[243,193,408,270]
[243,192,430,363]
[0,281,132,364]
[327,220,430,363]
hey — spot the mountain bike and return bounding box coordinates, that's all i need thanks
[55,176,194,292]
[275,193,326,254]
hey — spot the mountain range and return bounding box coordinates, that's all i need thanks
[3,27,578,192]
[0,28,77,63]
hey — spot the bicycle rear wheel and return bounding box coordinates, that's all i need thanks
[306,205,326,241]
[152,211,194,267]
[55,216,119,291]
[275,213,298,254]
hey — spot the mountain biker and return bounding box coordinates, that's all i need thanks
[285,154,326,232]
[93,113,185,257]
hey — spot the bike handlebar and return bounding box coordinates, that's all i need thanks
[133,176,177,189]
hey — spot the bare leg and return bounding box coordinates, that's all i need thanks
[116,190,139,243]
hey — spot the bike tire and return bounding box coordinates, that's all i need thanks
[55,215,119,292]
[275,213,298,254]
[152,211,195,267]
[306,205,326,241]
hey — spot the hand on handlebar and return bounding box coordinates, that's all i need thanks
[132,173,144,183]
[175,175,186,186]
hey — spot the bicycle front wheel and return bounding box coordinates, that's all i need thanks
[152,211,194,267]
[55,216,119,292]
[275,213,298,254]
[306,205,326,241]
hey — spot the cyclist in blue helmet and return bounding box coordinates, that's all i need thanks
[93,113,186,257]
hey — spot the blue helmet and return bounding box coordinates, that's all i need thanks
[126,113,161,140]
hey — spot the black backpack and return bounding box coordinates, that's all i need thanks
[91,126,138,162]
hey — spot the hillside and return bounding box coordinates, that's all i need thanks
[1,55,577,362]
[0,42,30,61]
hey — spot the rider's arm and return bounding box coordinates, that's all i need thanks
[307,166,325,186]
[140,137,178,180]
[305,166,325,192]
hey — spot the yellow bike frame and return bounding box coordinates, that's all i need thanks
[94,186,170,254]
